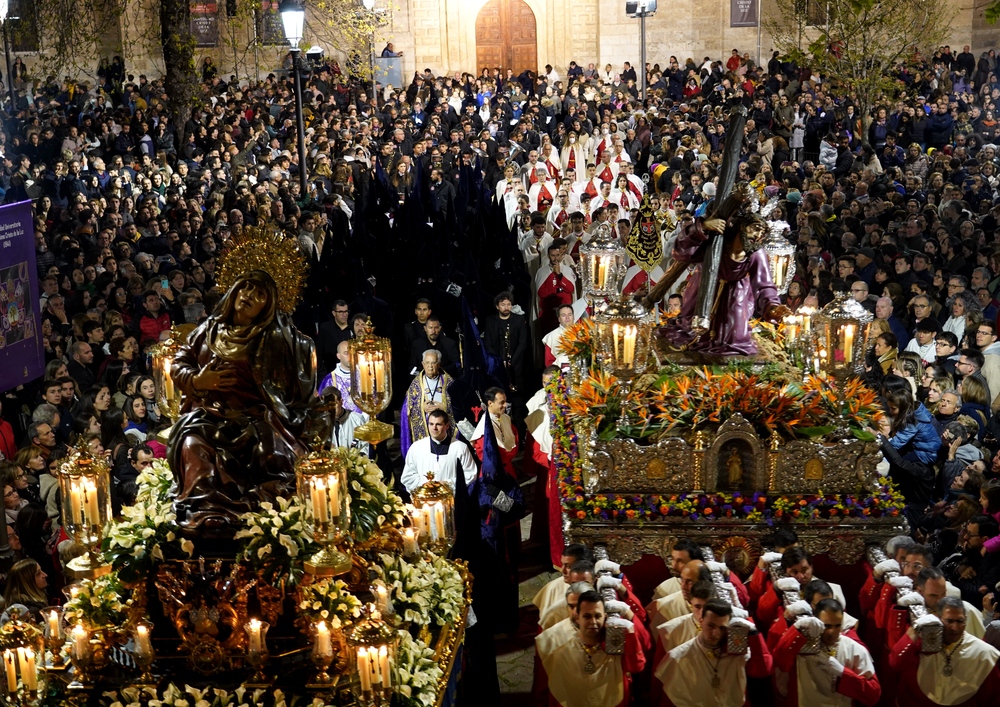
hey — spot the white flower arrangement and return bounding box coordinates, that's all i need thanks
[376,552,465,627]
[102,458,193,583]
[234,496,316,585]
[63,574,135,629]
[341,447,406,541]
[297,577,362,629]
[100,684,334,707]
[394,631,444,707]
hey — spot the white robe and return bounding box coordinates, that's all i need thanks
[657,613,699,655]
[537,618,626,707]
[525,387,552,457]
[471,412,516,452]
[792,635,875,707]
[543,326,570,366]
[652,576,681,601]
[400,436,478,493]
[657,636,749,707]
[916,632,1000,705]
[650,590,690,630]
[533,575,567,614]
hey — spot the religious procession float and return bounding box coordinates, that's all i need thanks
[554,104,905,582]
[1,228,470,706]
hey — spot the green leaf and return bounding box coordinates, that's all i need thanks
[598,425,620,441]
[987,1,1000,23]
[851,427,876,442]
[796,425,836,438]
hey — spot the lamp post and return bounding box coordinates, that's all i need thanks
[279,0,309,198]
[361,0,376,106]
[0,0,16,112]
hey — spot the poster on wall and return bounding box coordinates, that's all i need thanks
[731,0,759,27]
[0,201,44,391]
[191,1,220,47]
[258,0,289,46]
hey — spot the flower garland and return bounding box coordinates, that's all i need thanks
[394,631,444,707]
[103,460,194,584]
[297,577,363,630]
[548,371,905,525]
[375,552,464,628]
[234,496,317,586]
[99,684,332,707]
[341,446,406,542]
[62,574,135,629]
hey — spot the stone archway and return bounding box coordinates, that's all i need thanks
[475,0,538,76]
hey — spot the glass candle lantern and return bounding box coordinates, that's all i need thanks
[762,220,796,294]
[0,610,43,698]
[243,619,271,687]
[593,295,656,428]
[580,223,629,301]
[297,450,352,576]
[150,330,184,421]
[58,448,112,579]
[410,472,455,555]
[347,606,398,707]
[815,290,873,380]
[349,320,394,444]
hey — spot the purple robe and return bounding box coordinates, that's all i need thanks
[660,219,780,356]
[318,368,364,415]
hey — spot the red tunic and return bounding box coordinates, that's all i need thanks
[536,272,574,335]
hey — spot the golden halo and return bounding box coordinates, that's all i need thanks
[216,225,307,314]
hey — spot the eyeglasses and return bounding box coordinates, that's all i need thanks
[3,489,18,499]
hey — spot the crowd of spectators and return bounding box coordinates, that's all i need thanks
[4,39,1000,624]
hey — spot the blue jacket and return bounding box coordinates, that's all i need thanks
[889,403,941,465]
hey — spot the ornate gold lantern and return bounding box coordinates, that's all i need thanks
[410,473,455,555]
[763,220,796,294]
[348,320,394,444]
[580,223,629,300]
[0,609,43,699]
[150,326,193,424]
[243,619,271,687]
[42,606,65,670]
[346,606,397,707]
[814,289,873,380]
[297,449,352,577]
[58,449,112,579]
[593,295,656,428]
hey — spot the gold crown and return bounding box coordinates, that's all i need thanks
[216,225,307,314]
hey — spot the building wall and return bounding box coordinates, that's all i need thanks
[6,0,999,85]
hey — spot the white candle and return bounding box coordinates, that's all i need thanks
[3,650,16,693]
[374,356,386,395]
[315,621,333,657]
[426,507,437,541]
[375,585,388,614]
[802,311,812,333]
[359,354,373,396]
[135,625,153,656]
[357,647,372,691]
[83,479,100,527]
[622,325,636,366]
[163,358,175,402]
[403,528,419,556]
[329,476,340,518]
[69,483,83,526]
[22,649,36,691]
[72,624,88,662]
[48,610,61,639]
[598,260,607,287]
[248,619,262,653]
[843,324,855,364]
[368,646,381,684]
[433,503,445,541]
[378,645,390,687]
[774,257,786,287]
[612,322,620,363]
[311,480,328,525]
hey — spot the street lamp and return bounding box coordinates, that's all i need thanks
[279,0,309,198]
[360,0,376,110]
[0,0,17,112]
